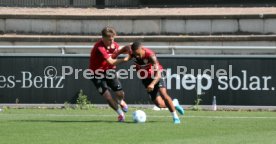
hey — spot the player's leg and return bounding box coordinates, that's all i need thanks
[102,90,125,122]
[158,77,184,123]
[101,90,119,111]
[91,78,125,122]
[147,82,181,124]
[142,78,167,108]
[172,98,185,115]
[158,88,175,112]
[114,90,128,112]
[154,94,185,115]
[142,78,179,123]
[153,96,167,108]
[158,87,181,124]
[107,75,128,113]
[154,77,185,115]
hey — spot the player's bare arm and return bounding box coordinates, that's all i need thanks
[107,45,132,65]
[147,55,161,92]
[112,45,132,58]
[118,45,132,55]
[106,55,130,66]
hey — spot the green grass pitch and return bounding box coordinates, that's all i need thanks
[0,108,276,144]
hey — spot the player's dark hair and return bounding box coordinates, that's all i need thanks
[101,26,116,37]
[131,41,142,51]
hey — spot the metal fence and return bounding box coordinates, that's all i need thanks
[1,45,276,57]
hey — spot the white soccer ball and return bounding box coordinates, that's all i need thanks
[132,110,147,123]
[0,108,2,112]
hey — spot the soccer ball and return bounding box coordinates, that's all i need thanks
[132,110,147,123]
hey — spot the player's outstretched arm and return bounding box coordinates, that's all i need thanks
[119,45,131,54]
[112,45,131,58]
[108,45,132,66]
[106,55,130,66]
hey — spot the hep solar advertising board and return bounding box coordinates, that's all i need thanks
[0,55,275,106]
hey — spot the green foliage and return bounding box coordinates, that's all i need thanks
[192,94,202,111]
[76,90,92,110]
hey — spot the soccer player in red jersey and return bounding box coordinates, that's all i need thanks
[114,42,185,124]
[89,27,129,122]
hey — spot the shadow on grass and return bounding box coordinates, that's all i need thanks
[13,119,159,124]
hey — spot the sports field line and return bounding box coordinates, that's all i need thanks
[1,113,276,119]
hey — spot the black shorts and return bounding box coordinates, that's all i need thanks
[91,71,123,95]
[141,77,166,101]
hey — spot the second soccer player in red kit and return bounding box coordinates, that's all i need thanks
[114,42,185,124]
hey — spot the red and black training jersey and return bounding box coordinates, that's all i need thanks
[89,39,120,71]
[131,47,163,78]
